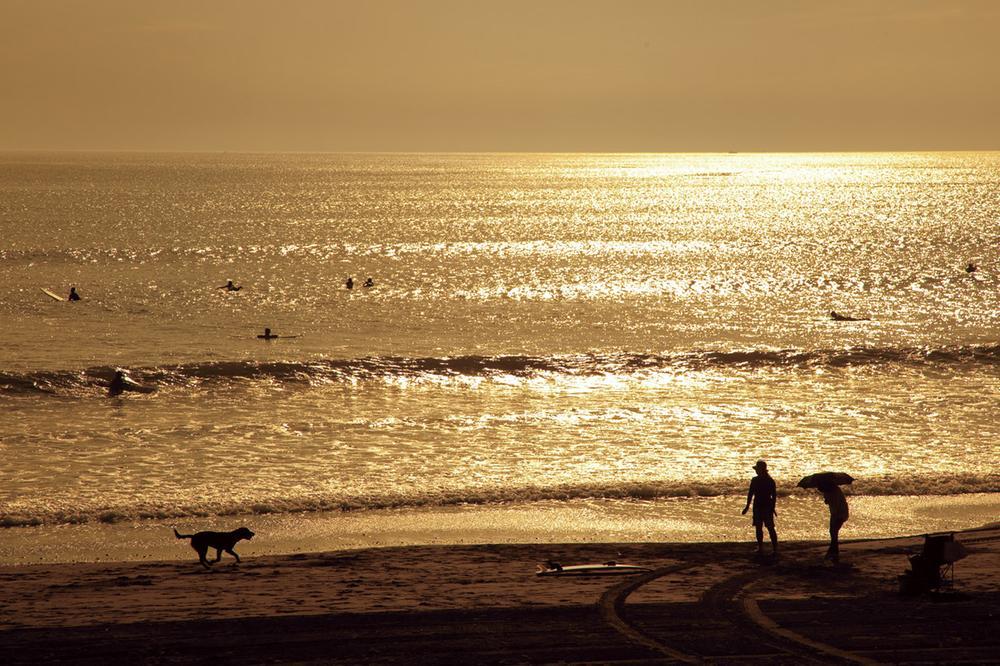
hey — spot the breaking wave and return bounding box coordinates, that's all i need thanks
[2,473,998,528]
[2,344,999,397]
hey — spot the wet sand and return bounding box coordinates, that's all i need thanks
[1,527,998,664]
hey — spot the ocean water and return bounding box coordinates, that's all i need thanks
[1,152,998,560]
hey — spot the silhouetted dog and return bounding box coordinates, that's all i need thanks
[174,527,255,569]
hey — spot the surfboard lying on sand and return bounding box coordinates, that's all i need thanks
[536,562,651,577]
[40,288,64,301]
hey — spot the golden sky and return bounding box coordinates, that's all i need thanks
[1,0,998,152]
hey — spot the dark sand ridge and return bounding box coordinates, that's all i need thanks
[0,526,998,664]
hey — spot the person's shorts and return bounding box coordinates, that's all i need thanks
[752,513,775,528]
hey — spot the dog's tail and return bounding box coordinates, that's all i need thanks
[173,528,193,540]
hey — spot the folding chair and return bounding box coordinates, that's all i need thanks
[898,532,968,595]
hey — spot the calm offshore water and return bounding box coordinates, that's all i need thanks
[1,152,998,534]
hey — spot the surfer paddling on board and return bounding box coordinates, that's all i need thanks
[830,310,868,322]
[68,286,81,301]
[218,280,242,292]
[256,328,296,340]
[742,460,778,558]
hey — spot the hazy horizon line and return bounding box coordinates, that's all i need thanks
[2,147,999,156]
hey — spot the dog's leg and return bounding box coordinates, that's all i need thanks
[214,548,224,563]
[225,548,241,563]
[197,547,211,569]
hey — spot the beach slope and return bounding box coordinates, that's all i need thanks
[1,528,998,664]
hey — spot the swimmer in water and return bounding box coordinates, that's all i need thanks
[108,370,127,397]
[258,327,279,340]
[218,280,242,291]
[68,286,81,301]
[363,277,374,288]
[346,276,354,290]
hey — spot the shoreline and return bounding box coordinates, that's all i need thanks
[2,493,999,566]
[1,526,998,664]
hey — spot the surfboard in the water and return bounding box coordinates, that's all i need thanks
[109,373,155,396]
[535,562,651,577]
[121,382,155,394]
[40,288,64,301]
[123,376,154,393]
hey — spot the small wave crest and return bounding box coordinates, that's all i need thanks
[2,344,999,396]
[2,473,997,528]
[2,344,999,397]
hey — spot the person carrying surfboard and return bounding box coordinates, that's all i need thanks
[108,370,127,397]
[742,460,778,558]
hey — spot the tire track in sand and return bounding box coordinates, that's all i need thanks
[598,564,701,663]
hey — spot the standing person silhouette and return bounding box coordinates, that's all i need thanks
[742,460,778,557]
[818,481,849,563]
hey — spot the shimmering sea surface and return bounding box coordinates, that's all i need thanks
[0,152,997,559]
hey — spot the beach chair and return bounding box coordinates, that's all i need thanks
[898,532,968,595]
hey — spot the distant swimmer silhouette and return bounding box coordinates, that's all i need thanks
[345,276,354,290]
[363,277,374,288]
[257,327,298,340]
[830,310,868,322]
[742,460,778,558]
[966,262,978,273]
[68,286,81,301]
[218,280,242,292]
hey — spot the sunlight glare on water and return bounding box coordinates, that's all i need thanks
[0,152,998,534]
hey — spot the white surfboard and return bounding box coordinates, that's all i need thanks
[123,376,155,393]
[536,562,651,577]
[40,288,64,301]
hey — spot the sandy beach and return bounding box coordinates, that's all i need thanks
[1,526,997,664]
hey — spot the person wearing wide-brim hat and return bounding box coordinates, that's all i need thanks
[742,459,778,557]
